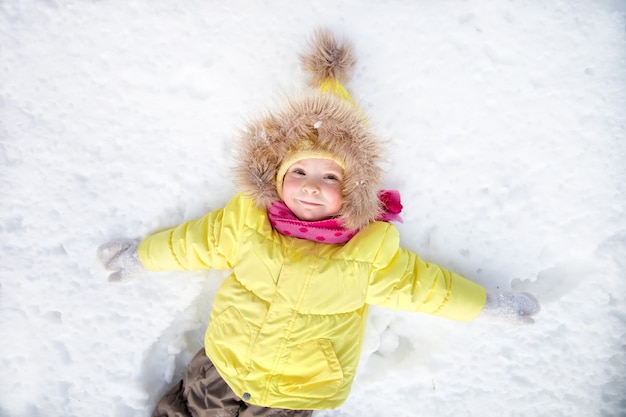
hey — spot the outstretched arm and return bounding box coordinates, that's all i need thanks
[96,193,254,282]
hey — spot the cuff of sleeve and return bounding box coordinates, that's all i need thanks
[137,230,182,271]
[433,275,487,322]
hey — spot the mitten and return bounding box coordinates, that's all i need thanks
[480,291,540,325]
[97,238,145,282]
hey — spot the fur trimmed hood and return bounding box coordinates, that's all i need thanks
[232,29,386,231]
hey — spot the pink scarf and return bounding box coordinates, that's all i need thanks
[268,190,403,244]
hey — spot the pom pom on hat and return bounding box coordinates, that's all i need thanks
[300,28,356,87]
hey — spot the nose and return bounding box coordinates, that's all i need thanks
[302,178,321,194]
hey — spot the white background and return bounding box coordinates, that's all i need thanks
[1,1,625,416]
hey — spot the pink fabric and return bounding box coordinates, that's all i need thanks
[377,189,403,223]
[268,190,403,244]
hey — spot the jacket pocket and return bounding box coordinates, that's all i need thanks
[205,307,251,377]
[277,339,343,399]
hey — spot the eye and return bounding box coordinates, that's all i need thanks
[291,168,306,176]
[324,174,341,181]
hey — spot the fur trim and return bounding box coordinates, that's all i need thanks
[233,91,385,230]
[300,28,356,87]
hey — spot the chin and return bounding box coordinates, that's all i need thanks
[298,214,322,221]
[294,210,324,222]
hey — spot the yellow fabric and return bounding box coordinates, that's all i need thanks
[318,78,367,124]
[319,79,357,105]
[138,193,486,410]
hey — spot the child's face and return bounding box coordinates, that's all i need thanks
[281,158,344,221]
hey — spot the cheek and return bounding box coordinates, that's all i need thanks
[281,177,297,199]
[325,186,344,208]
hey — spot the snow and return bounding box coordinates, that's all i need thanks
[1,1,625,416]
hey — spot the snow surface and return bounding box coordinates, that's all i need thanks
[1,1,625,416]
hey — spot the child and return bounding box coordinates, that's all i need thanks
[98,29,539,417]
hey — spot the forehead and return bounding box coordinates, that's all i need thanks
[290,158,344,172]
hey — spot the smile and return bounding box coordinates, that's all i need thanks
[298,200,322,206]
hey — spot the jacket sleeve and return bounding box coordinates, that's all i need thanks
[137,194,251,271]
[365,224,486,322]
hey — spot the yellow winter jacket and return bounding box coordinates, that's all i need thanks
[138,193,486,410]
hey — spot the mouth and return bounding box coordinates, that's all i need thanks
[298,199,322,207]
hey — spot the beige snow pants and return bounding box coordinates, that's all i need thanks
[151,348,314,417]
